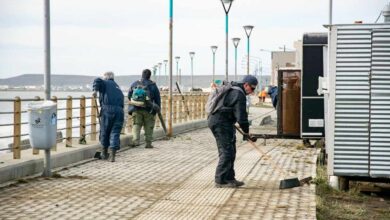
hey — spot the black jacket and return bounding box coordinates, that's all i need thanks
[208,82,249,134]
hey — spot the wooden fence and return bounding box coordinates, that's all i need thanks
[0,93,209,160]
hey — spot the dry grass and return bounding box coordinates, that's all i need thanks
[315,165,390,220]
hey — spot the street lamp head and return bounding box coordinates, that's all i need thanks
[220,0,234,14]
[243,25,254,37]
[211,46,218,53]
[232,37,240,47]
[163,59,168,64]
[189,52,195,58]
[158,62,162,67]
[175,56,180,62]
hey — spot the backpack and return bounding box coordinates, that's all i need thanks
[130,80,150,107]
[205,82,245,115]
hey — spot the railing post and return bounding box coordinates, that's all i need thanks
[178,94,182,123]
[32,96,40,155]
[184,94,188,122]
[51,96,58,151]
[13,96,21,159]
[190,95,195,121]
[121,99,126,134]
[91,97,97,141]
[79,96,86,144]
[66,96,72,147]
[202,94,207,119]
[161,95,167,127]
[195,94,200,119]
[173,95,177,124]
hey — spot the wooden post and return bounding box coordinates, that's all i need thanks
[161,95,167,126]
[79,96,86,144]
[32,96,40,155]
[91,97,97,141]
[173,95,177,124]
[178,94,182,123]
[190,95,195,121]
[121,100,126,134]
[184,94,188,122]
[196,94,201,119]
[51,96,58,151]
[13,96,21,159]
[202,94,207,119]
[66,96,72,147]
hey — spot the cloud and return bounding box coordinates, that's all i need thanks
[0,0,388,78]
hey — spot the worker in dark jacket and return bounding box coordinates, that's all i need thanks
[93,71,124,162]
[128,69,161,148]
[208,75,258,188]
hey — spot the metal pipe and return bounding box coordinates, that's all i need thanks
[168,0,173,137]
[329,0,333,25]
[44,0,51,100]
[247,37,250,75]
[43,0,51,177]
[213,51,216,82]
[235,47,238,80]
[225,14,229,81]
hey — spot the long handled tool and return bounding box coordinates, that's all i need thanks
[157,111,167,134]
[175,82,190,116]
[234,125,311,189]
[93,98,107,159]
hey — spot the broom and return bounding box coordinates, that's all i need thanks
[234,125,311,189]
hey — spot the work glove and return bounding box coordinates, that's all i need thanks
[92,91,97,98]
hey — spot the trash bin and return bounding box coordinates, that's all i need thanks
[28,100,57,149]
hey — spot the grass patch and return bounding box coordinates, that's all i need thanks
[316,165,390,220]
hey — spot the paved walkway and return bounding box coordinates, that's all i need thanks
[0,107,318,220]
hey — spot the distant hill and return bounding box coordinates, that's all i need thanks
[0,74,270,89]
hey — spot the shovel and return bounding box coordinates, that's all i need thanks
[92,97,109,159]
[234,125,308,189]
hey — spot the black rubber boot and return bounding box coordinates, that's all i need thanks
[145,142,153,148]
[101,147,109,160]
[109,148,117,162]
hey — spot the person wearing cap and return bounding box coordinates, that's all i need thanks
[128,69,161,148]
[208,75,258,188]
[92,71,124,162]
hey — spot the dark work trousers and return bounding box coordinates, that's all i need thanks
[99,105,124,150]
[210,124,237,184]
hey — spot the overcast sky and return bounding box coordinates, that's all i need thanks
[0,0,388,79]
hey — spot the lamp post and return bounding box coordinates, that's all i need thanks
[243,25,254,75]
[220,0,234,81]
[163,59,168,87]
[43,0,52,177]
[211,46,218,83]
[189,52,195,90]
[153,65,158,82]
[232,37,240,81]
[175,56,180,84]
[168,0,174,136]
[158,62,162,86]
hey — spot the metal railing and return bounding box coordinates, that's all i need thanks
[0,92,209,160]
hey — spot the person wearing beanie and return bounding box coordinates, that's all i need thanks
[128,69,161,148]
[208,74,258,188]
[92,71,124,162]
